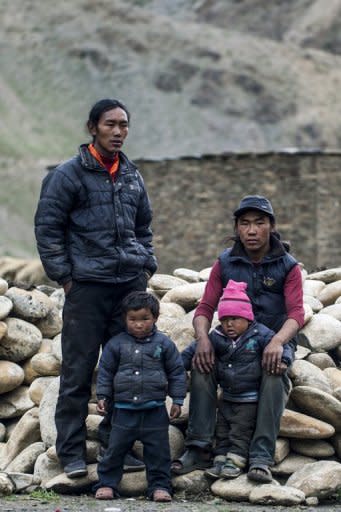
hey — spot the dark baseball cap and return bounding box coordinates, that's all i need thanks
[233,195,275,220]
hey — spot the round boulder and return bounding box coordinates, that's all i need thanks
[0,361,25,395]
[0,318,42,362]
[5,287,53,320]
[299,314,341,352]
[0,296,13,320]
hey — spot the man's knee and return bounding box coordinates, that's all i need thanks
[190,369,217,394]
[260,373,288,395]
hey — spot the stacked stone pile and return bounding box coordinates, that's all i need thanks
[1,263,341,505]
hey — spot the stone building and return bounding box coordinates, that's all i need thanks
[136,149,341,274]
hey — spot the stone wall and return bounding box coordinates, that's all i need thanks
[136,151,341,274]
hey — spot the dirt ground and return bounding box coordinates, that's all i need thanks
[2,494,341,512]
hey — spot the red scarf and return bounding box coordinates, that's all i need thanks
[88,143,119,180]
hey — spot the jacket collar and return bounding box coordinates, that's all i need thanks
[229,233,287,263]
[78,144,137,174]
[213,320,259,343]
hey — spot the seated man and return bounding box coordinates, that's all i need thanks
[172,195,304,483]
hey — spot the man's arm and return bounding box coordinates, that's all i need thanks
[135,173,157,276]
[34,168,75,285]
[192,260,223,373]
[262,264,304,373]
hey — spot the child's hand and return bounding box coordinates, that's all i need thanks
[169,403,181,420]
[96,399,107,416]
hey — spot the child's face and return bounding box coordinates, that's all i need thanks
[220,316,250,339]
[125,308,157,339]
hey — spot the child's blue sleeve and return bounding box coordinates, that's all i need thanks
[181,341,196,371]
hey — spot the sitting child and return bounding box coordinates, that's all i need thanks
[94,291,187,502]
[181,279,293,480]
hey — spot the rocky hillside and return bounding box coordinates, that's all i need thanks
[1,0,341,160]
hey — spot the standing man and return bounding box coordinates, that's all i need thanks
[35,98,157,478]
[172,195,304,483]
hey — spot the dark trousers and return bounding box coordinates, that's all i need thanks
[95,406,172,496]
[186,369,290,466]
[55,275,147,466]
[215,401,258,461]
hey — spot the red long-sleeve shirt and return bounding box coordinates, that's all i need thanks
[194,259,305,329]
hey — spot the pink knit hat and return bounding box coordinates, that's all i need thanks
[218,280,254,321]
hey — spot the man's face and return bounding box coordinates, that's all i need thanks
[236,211,273,259]
[90,107,129,157]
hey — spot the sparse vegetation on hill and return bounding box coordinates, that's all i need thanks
[1,0,341,257]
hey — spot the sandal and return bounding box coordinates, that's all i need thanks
[95,487,114,500]
[171,449,211,475]
[247,464,272,483]
[153,489,172,502]
[220,459,242,479]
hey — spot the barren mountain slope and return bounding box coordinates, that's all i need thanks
[0,0,341,161]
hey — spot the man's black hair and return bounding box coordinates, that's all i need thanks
[122,291,160,317]
[87,98,130,130]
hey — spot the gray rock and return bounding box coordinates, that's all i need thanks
[30,352,61,377]
[272,453,316,476]
[287,460,341,498]
[290,386,341,432]
[6,472,39,492]
[35,305,62,338]
[0,295,13,320]
[249,483,305,505]
[49,288,65,310]
[318,280,341,306]
[1,407,40,470]
[289,360,332,393]
[6,441,46,473]
[149,273,188,297]
[290,439,335,458]
[5,287,53,320]
[0,318,42,362]
[172,469,210,495]
[0,278,9,295]
[161,282,206,311]
[299,314,341,352]
[211,473,277,501]
[279,409,335,439]
[39,377,59,446]
[0,423,6,442]
[29,376,56,406]
[303,279,325,298]
[0,361,25,395]
[0,471,14,495]
[319,303,341,321]
[306,352,336,370]
[173,268,200,283]
[198,267,211,281]
[33,451,63,486]
[306,268,341,284]
[303,295,323,313]
[274,437,290,464]
[0,386,35,420]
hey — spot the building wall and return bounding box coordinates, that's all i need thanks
[136,151,341,274]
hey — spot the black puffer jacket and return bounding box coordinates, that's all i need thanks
[34,145,157,285]
[97,328,187,404]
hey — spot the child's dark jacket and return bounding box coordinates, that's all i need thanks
[97,327,187,404]
[182,320,293,402]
